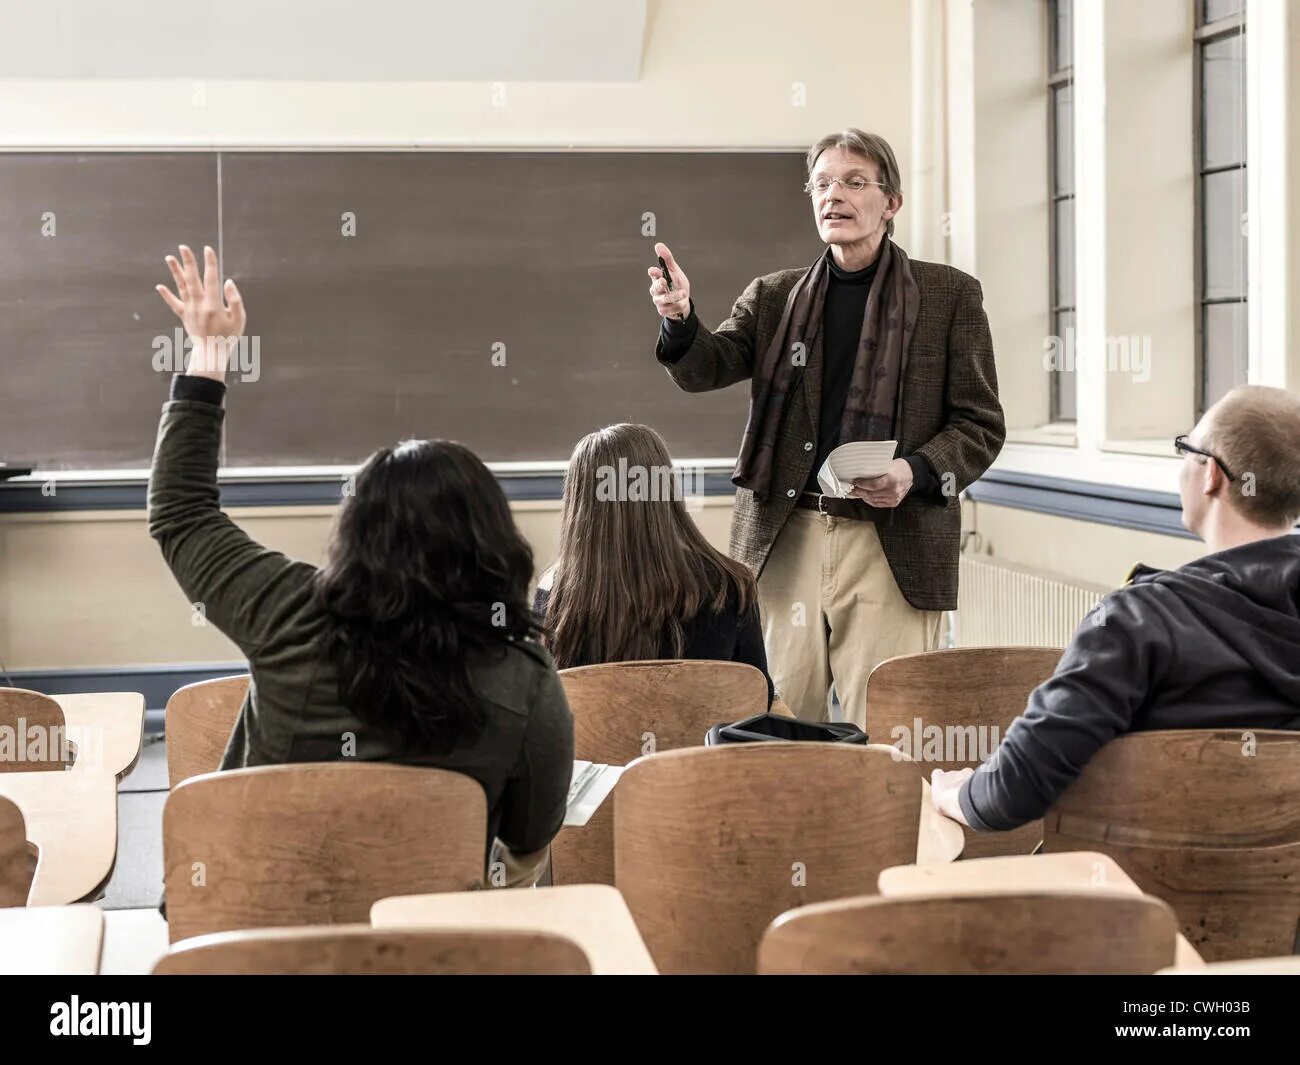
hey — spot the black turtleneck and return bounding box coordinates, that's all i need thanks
[807,254,879,492]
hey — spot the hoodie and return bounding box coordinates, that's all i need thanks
[959,534,1300,832]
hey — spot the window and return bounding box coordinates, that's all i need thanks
[1195,0,1247,412]
[1047,0,1076,422]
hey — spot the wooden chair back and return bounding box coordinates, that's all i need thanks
[164,674,250,787]
[759,890,1178,974]
[1044,729,1300,961]
[867,647,1063,858]
[614,743,925,973]
[163,762,487,942]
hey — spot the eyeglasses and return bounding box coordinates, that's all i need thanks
[803,176,889,196]
[1174,434,1236,481]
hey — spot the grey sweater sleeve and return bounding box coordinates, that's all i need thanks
[147,375,313,658]
[959,588,1171,831]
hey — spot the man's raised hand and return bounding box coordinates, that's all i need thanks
[647,241,691,322]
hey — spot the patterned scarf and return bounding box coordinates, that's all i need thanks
[733,238,919,500]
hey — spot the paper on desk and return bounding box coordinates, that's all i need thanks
[563,764,625,827]
[815,440,898,498]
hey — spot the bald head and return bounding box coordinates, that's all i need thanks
[1195,385,1300,528]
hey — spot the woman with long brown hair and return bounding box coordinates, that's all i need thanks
[536,423,772,701]
[149,245,572,887]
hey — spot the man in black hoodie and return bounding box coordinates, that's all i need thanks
[931,384,1300,832]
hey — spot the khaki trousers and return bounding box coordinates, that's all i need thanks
[757,507,943,732]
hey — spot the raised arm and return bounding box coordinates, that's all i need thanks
[148,245,314,658]
[649,242,760,393]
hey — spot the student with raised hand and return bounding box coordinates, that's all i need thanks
[149,245,573,885]
[536,423,774,705]
[931,384,1300,832]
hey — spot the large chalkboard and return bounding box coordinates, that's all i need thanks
[0,151,818,470]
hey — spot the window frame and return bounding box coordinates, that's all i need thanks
[1047,0,1076,423]
[1192,1,1247,414]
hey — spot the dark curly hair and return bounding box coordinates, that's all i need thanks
[313,440,540,754]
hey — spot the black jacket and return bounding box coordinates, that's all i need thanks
[961,534,1300,831]
[533,577,773,705]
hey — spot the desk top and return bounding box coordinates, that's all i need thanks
[879,851,1205,969]
[372,883,658,975]
[0,768,118,905]
[53,692,145,780]
[0,904,104,975]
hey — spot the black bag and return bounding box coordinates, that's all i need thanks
[705,712,868,746]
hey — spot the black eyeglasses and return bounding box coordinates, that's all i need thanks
[1174,434,1236,481]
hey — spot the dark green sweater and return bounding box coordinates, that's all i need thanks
[147,375,574,856]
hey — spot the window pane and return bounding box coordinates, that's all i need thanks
[1054,197,1075,307]
[1052,0,1073,73]
[1202,33,1245,168]
[1202,0,1244,25]
[1202,168,1247,300]
[1053,309,1077,421]
[1054,83,1073,195]
[1202,301,1248,409]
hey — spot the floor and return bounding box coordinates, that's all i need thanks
[95,735,171,973]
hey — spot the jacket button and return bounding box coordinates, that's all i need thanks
[786,488,797,498]
[804,441,813,451]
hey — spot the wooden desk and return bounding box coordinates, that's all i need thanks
[0,768,118,905]
[0,904,104,975]
[101,907,171,976]
[372,883,658,975]
[917,779,965,864]
[879,851,1206,969]
[54,692,145,780]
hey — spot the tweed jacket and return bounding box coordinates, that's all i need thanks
[657,258,1005,612]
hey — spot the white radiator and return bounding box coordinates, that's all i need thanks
[951,553,1110,649]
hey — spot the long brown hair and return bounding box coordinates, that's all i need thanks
[543,424,757,668]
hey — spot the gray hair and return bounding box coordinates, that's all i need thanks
[806,129,903,237]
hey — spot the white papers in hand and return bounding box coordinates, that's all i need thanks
[815,440,898,498]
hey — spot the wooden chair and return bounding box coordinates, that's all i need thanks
[614,743,926,974]
[867,646,1063,859]
[550,659,769,887]
[164,674,249,788]
[155,925,591,974]
[162,762,488,942]
[0,687,73,771]
[0,795,34,906]
[758,891,1178,974]
[0,768,118,905]
[1044,729,1300,962]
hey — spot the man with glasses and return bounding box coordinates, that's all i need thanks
[932,384,1300,832]
[648,128,1005,730]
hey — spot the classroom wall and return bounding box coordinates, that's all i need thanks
[962,500,1207,591]
[0,500,738,671]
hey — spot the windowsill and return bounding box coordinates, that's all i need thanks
[1005,423,1079,448]
[1100,438,1181,460]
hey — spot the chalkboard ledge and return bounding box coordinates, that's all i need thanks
[0,464,743,512]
